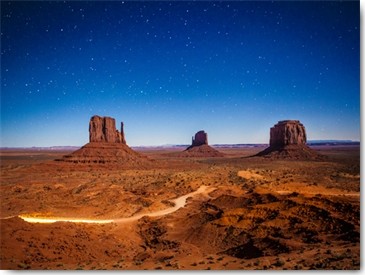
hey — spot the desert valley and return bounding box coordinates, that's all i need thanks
[0,116,360,270]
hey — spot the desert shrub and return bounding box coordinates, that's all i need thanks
[273,259,285,267]
[17,263,31,269]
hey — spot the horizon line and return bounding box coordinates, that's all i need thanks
[0,139,360,150]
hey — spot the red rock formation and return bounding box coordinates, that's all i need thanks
[89,115,126,144]
[57,115,150,165]
[175,130,224,157]
[192,131,208,147]
[269,120,306,147]
[177,144,225,158]
[256,120,322,159]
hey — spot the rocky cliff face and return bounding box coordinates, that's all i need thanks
[89,115,126,144]
[177,130,224,157]
[57,115,151,165]
[270,120,307,147]
[256,120,322,160]
[192,131,208,147]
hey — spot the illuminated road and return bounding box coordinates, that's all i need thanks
[17,185,215,224]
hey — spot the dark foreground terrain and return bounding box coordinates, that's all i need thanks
[0,145,360,270]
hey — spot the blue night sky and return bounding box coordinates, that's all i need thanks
[1,1,360,147]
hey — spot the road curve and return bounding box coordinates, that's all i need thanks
[17,185,215,224]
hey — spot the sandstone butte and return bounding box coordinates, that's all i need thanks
[256,120,323,159]
[176,130,225,157]
[56,115,149,164]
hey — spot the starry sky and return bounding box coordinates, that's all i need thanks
[1,1,360,147]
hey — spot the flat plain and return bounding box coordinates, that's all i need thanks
[0,145,360,270]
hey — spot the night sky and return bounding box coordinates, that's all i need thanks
[1,1,360,147]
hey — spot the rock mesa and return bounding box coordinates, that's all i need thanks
[269,120,306,147]
[176,130,224,157]
[191,130,208,147]
[256,120,322,159]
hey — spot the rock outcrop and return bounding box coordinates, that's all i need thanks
[175,130,224,157]
[256,120,322,159]
[191,131,208,147]
[56,115,150,165]
[89,115,126,144]
[269,120,306,147]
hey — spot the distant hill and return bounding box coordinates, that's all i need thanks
[0,146,81,151]
[307,140,360,146]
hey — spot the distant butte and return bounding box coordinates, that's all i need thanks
[190,130,208,147]
[255,120,323,159]
[56,115,150,165]
[89,115,126,144]
[176,130,225,157]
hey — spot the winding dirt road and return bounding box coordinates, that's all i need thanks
[16,185,215,224]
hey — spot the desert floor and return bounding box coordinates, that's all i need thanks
[0,145,360,270]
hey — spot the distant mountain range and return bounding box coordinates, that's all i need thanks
[0,146,81,151]
[307,140,360,146]
[0,140,359,151]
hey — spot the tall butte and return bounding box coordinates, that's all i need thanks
[89,115,126,144]
[176,130,225,157]
[57,115,149,165]
[256,120,322,159]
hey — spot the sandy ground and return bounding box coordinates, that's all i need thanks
[0,145,360,270]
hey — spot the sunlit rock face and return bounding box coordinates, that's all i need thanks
[89,115,126,144]
[256,120,323,160]
[269,120,307,147]
[56,115,150,165]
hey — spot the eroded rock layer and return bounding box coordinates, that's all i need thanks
[175,131,224,158]
[256,120,322,159]
[177,144,225,158]
[270,120,306,147]
[57,115,149,164]
[89,115,126,144]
